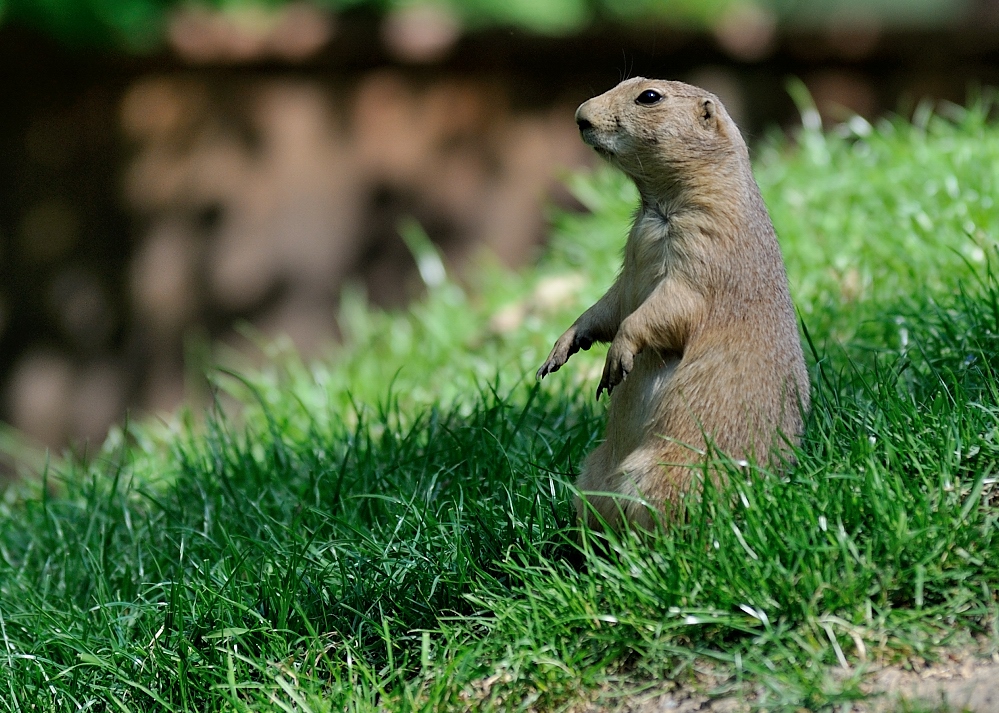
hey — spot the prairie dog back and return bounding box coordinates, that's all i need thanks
[537,78,809,530]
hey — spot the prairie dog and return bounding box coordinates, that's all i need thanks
[537,78,809,530]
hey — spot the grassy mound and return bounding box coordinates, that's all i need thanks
[1,102,997,711]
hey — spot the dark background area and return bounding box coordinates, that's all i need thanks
[2,0,999,459]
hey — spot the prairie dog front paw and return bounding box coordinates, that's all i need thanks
[596,339,635,399]
[537,327,593,379]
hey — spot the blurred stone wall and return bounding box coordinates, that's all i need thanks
[1,35,596,453]
[119,71,588,418]
[3,13,999,454]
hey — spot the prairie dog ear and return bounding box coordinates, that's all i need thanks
[699,98,717,129]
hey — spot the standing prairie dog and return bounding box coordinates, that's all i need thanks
[537,78,810,531]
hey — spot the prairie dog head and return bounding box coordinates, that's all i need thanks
[575,78,746,192]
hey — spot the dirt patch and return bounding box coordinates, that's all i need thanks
[857,651,999,713]
[576,648,999,712]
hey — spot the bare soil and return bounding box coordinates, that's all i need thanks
[575,646,999,712]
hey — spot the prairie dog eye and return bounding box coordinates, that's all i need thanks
[635,89,663,105]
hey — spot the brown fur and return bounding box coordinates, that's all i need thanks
[537,78,810,531]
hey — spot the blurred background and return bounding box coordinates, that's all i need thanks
[1,0,998,465]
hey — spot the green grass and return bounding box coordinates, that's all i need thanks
[2,101,999,711]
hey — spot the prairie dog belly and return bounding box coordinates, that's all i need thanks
[602,350,681,463]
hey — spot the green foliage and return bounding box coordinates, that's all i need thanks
[2,102,999,710]
[1,0,970,51]
[5,0,170,50]
[454,0,592,34]
[758,89,999,330]
[770,0,969,28]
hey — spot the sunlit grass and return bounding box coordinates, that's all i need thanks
[1,102,998,711]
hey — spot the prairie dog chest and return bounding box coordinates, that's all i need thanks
[621,208,673,314]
